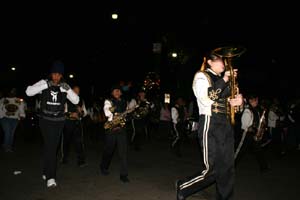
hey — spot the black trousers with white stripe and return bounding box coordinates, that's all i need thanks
[100,127,128,176]
[177,114,235,200]
[62,119,85,164]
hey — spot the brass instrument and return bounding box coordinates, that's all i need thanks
[212,46,246,125]
[253,109,267,142]
[132,101,151,120]
[104,113,127,130]
[104,107,137,131]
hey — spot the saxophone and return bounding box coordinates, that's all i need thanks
[104,107,137,131]
[253,109,267,142]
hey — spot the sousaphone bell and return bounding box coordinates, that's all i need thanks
[212,46,246,125]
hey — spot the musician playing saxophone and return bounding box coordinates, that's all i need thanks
[238,94,270,172]
[100,84,130,183]
[176,50,243,200]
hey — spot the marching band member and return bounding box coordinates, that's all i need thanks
[25,61,79,188]
[62,85,87,167]
[100,84,130,183]
[171,96,187,157]
[176,50,243,200]
[128,89,150,151]
[236,94,270,172]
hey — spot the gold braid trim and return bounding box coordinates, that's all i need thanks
[208,88,221,101]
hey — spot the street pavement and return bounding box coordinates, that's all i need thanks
[1,130,300,200]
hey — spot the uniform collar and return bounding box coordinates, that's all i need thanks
[207,68,221,77]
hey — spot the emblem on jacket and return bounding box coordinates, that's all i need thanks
[47,91,61,106]
[51,91,58,102]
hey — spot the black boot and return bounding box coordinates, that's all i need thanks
[175,180,185,200]
[78,160,88,168]
[120,175,130,183]
[100,166,109,176]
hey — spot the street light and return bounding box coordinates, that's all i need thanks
[11,67,16,71]
[112,13,118,20]
[69,74,74,79]
[171,52,177,58]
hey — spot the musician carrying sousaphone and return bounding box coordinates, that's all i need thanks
[175,46,245,200]
[100,84,130,183]
[128,88,151,151]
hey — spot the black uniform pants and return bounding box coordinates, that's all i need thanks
[100,128,128,176]
[171,122,185,156]
[39,118,64,180]
[235,132,269,171]
[131,118,147,150]
[177,114,235,200]
[62,119,85,163]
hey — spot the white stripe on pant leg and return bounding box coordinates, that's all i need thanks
[180,115,211,189]
[172,136,179,147]
[131,119,136,142]
[172,123,180,147]
[180,116,210,189]
[234,129,247,159]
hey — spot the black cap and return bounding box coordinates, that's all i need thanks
[247,93,258,99]
[111,84,121,92]
[50,60,65,75]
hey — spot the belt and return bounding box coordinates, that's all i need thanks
[65,112,81,120]
[66,116,80,121]
[42,109,61,116]
[212,102,227,114]
[40,115,65,121]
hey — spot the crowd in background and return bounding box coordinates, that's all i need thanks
[1,81,300,159]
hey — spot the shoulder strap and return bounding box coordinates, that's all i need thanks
[201,71,212,87]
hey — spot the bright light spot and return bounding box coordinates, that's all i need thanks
[112,13,118,20]
[11,67,16,71]
[172,53,177,58]
[69,74,74,79]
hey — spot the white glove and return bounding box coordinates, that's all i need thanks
[60,82,71,91]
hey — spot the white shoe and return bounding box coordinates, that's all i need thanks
[42,175,46,180]
[47,179,57,188]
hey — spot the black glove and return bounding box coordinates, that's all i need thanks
[60,82,71,91]
[47,80,55,87]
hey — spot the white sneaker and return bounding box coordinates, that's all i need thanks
[42,175,46,180]
[47,179,57,188]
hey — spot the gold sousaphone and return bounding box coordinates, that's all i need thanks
[212,46,246,125]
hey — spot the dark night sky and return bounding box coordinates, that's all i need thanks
[0,2,298,101]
